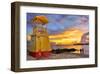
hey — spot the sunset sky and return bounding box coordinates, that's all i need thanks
[27,13,89,45]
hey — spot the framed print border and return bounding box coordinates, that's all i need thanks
[11,2,98,72]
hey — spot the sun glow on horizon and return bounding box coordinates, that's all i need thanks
[49,29,83,45]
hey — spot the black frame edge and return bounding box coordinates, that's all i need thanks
[95,7,98,67]
[12,1,97,9]
[11,2,16,72]
[11,2,20,72]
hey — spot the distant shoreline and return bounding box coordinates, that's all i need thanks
[51,43,89,46]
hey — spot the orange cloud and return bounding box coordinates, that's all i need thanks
[49,28,83,45]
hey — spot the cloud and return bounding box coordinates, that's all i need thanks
[27,13,89,35]
[72,16,89,33]
[49,28,83,45]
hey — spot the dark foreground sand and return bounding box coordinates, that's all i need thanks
[27,52,89,60]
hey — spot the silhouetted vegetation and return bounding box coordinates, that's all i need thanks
[52,48,77,54]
